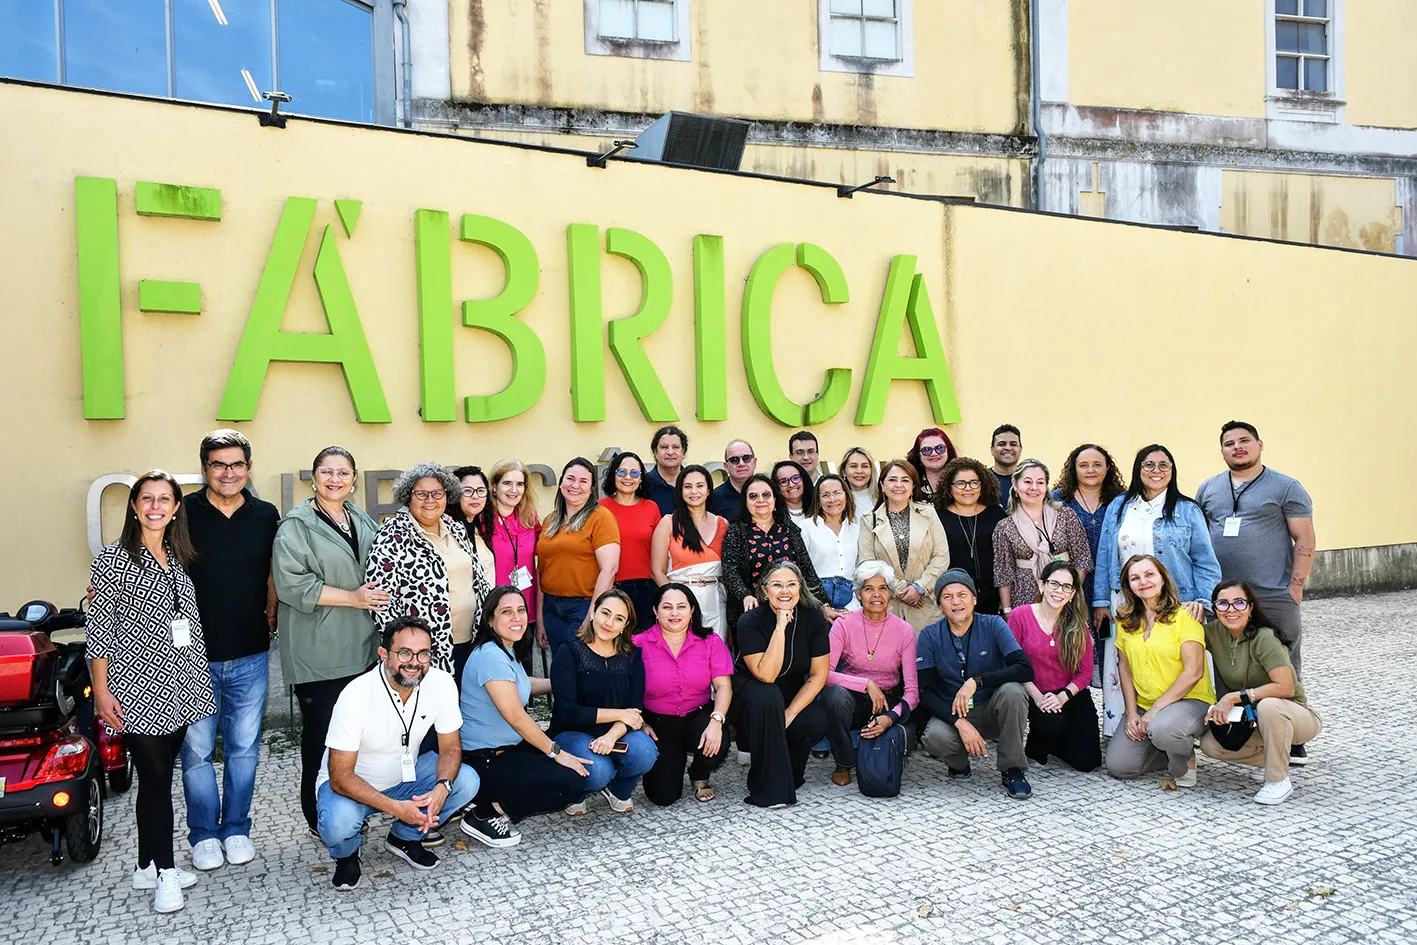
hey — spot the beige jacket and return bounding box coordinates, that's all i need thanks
[858,503,950,631]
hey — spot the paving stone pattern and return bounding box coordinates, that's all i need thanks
[4,592,1416,944]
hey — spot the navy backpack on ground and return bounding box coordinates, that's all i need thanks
[856,723,906,797]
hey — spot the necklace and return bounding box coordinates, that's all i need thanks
[948,509,981,566]
[863,615,889,661]
[1074,490,1101,515]
[1035,606,1058,647]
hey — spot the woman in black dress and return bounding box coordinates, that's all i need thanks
[934,457,1006,616]
[720,474,826,645]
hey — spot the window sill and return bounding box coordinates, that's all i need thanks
[1267,92,1345,124]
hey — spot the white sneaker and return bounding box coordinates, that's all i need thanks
[1249,767,1267,782]
[190,838,224,871]
[564,800,587,816]
[133,863,198,891]
[600,787,633,813]
[737,750,751,766]
[1174,764,1197,788]
[1254,777,1294,805]
[153,869,186,913]
[223,835,255,866]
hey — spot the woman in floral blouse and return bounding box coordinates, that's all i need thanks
[721,473,825,645]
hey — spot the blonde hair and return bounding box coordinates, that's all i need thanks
[1116,554,1181,633]
[489,458,539,528]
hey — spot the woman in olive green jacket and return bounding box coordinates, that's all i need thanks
[272,446,387,834]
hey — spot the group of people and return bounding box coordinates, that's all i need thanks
[84,420,1320,911]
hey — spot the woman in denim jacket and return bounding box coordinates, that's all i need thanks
[1091,444,1221,736]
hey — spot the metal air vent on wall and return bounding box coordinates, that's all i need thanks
[633,111,750,171]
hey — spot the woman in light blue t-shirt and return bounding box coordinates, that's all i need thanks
[455,586,593,848]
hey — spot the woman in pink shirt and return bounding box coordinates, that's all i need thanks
[489,459,541,671]
[633,583,734,805]
[1006,560,1100,770]
[819,561,920,787]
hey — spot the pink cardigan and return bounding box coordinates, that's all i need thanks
[827,610,919,720]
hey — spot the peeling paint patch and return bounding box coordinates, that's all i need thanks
[467,0,486,102]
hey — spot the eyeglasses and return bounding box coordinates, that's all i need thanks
[616,468,642,479]
[817,490,845,500]
[461,486,489,498]
[777,474,803,486]
[952,479,982,490]
[206,460,249,473]
[746,491,773,502]
[1215,599,1251,612]
[726,454,754,465]
[391,648,432,664]
[792,448,818,457]
[1141,461,1173,472]
[315,467,355,481]
[1043,579,1075,593]
[411,490,446,502]
[919,445,949,456]
[766,581,800,592]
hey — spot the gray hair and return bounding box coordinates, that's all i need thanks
[393,461,461,508]
[755,559,821,611]
[1006,458,1062,514]
[852,560,897,594]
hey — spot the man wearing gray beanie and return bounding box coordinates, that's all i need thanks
[916,569,1036,798]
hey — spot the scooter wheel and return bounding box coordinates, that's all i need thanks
[63,773,103,863]
[108,759,133,795]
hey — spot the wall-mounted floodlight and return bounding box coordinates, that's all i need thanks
[837,175,895,198]
[588,140,639,169]
[260,90,292,129]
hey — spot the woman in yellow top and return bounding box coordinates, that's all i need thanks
[1104,553,1216,786]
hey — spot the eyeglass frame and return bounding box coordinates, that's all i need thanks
[1214,599,1251,612]
[390,647,432,664]
[411,489,446,502]
[205,460,250,473]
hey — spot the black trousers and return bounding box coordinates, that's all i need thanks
[641,704,728,806]
[819,685,911,769]
[615,578,659,633]
[731,675,828,808]
[128,727,188,871]
[462,742,587,822]
[293,672,362,831]
[1026,688,1103,771]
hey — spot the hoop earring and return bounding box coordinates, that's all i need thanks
[311,483,317,493]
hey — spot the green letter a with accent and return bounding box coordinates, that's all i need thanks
[856,255,960,426]
[217,198,390,422]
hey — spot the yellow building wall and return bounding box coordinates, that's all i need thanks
[2,82,1416,604]
[1220,170,1402,253]
[1067,0,1266,118]
[1344,0,1417,129]
[448,0,1028,134]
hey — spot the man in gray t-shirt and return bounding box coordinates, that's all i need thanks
[1195,422,1315,683]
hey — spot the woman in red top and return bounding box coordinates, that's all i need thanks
[599,451,663,628]
[1006,560,1100,770]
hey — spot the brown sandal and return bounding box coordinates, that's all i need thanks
[693,780,716,802]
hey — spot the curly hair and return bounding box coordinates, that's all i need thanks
[393,461,461,508]
[1053,443,1126,505]
[934,456,1001,509]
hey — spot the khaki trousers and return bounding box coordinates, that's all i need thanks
[1199,697,1321,782]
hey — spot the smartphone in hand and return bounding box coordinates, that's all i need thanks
[610,741,629,753]
[1226,705,1245,723]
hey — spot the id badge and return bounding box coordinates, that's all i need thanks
[401,753,417,783]
[171,617,192,648]
[1223,516,1242,537]
[511,566,533,591]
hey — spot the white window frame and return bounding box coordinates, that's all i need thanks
[584,0,691,62]
[818,0,914,78]
[1265,0,1344,124]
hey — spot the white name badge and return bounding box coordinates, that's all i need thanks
[511,566,533,591]
[401,753,417,783]
[1223,516,1242,537]
[171,617,192,648]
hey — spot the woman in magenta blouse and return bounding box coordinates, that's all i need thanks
[1006,560,1100,771]
[489,459,541,670]
[818,561,920,786]
[633,583,734,805]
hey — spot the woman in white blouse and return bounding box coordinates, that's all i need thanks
[797,475,858,622]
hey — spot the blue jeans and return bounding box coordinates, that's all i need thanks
[542,594,590,657]
[555,730,659,801]
[820,576,854,609]
[316,751,479,860]
[180,651,269,844]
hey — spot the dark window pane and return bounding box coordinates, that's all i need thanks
[1275,21,1299,52]
[0,0,58,82]
[1275,0,1298,13]
[63,0,167,96]
[1304,57,1327,92]
[1276,55,1299,89]
[1303,0,1326,17]
[1299,22,1326,54]
[278,0,373,122]
[174,0,273,108]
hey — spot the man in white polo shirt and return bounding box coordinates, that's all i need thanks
[316,616,478,890]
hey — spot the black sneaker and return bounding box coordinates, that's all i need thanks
[1002,767,1033,800]
[947,765,971,779]
[332,852,361,890]
[1289,744,1309,765]
[384,832,439,870]
[459,810,521,849]
[420,829,446,849]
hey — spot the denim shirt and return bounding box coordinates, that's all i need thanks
[1091,495,1222,609]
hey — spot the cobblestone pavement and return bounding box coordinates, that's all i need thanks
[4,592,1416,945]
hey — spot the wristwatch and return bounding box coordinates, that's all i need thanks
[435,778,454,794]
[710,711,726,724]
[546,741,562,758]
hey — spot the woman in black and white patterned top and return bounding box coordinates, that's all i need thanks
[89,470,217,914]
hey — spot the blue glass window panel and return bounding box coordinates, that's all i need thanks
[174,0,273,107]
[1276,56,1299,89]
[0,0,59,82]
[63,0,167,96]
[278,0,373,123]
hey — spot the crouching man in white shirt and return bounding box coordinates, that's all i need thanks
[316,616,478,890]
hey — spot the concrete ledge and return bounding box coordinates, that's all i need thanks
[1308,543,1417,599]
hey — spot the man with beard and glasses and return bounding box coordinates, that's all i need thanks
[316,617,478,890]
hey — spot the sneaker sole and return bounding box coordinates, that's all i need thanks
[133,872,198,891]
[420,836,447,849]
[383,840,439,871]
[332,876,361,891]
[457,822,521,849]
[1288,757,1309,766]
[153,897,184,914]
[1255,786,1294,805]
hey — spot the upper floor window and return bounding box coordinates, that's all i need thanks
[818,0,913,77]
[585,0,691,61]
[0,0,384,124]
[1275,0,1328,92]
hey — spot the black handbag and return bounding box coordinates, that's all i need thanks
[1207,646,1258,751]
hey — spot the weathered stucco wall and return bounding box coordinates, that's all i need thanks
[1344,1,1417,131]
[1220,170,1402,252]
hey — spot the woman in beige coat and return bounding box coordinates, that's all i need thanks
[858,460,950,631]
